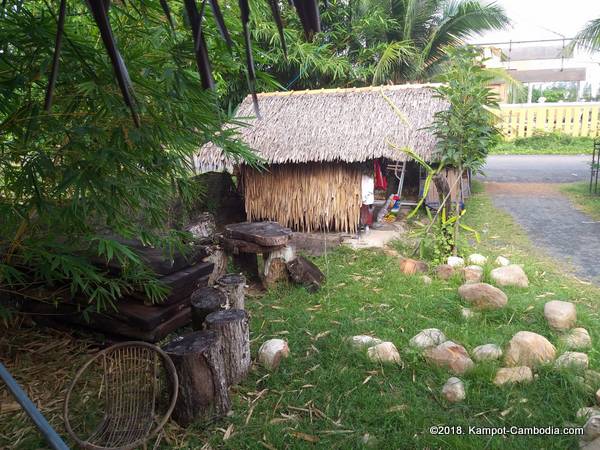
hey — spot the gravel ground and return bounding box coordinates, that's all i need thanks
[481,156,600,283]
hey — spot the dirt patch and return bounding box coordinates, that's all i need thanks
[484,182,561,197]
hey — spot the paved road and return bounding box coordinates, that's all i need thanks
[480,155,600,283]
[481,155,591,183]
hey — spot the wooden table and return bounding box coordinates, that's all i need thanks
[220,221,293,282]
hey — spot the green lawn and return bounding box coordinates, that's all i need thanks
[492,133,595,155]
[172,184,600,449]
[4,185,600,449]
[561,182,600,220]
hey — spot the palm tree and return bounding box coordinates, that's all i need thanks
[372,0,510,84]
[574,18,600,52]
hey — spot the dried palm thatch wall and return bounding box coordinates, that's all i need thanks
[242,163,362,232]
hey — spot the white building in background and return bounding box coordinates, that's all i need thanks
[482,43,600,103]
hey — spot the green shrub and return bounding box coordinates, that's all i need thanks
[494,132,595,154]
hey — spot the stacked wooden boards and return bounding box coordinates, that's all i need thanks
[23,242,215,342]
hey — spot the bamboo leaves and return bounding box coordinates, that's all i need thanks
[42,0,321,125]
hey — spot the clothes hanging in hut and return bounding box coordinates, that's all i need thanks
[361,174,374,205]
[374,160,387,191]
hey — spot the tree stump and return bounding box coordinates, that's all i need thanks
[162,330,231,427]
[190,286,227,330]
[262,245,295,288]
[204,246,228,286]
[216,273,246,310]
[205,309,251,386]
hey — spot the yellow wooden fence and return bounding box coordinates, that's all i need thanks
[498,103,600,139]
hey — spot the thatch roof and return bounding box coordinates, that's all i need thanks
[195,84,448,172]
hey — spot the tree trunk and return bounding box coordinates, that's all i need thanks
[190,286,227,330]
[216,273,246,310]
[162,330,231,427]
[452,170,464,256]
[205,309,251,386]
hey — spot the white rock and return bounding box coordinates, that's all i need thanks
[468,254,488,265]
[473,344,503,362]
[578,407,600,419]
[258,339,289,370]
[442,377,465,402]
[463,265,484,284]
[349,335,383,350]
[494,366,533,386]
[367,342,401,364]
[581,437,600,450]
[409,328,447,349]
[583,415,600,442]
[555,352,589,370]
[504,331,556,367]
[447,256,465,268]
[495,256,510,266]
[490,265,529,288]
[422,275,433,285]
[596,389,600,406]
[544,300,577,330]
[561,328,592,350]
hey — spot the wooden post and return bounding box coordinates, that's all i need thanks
[163,330,231,427]
[216,273,246,310]
[205,309,251,386]
[190,286,227,330]
[262,245,295,288]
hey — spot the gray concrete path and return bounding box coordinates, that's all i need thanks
[479,156,600,283]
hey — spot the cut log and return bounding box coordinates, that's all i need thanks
[224,221,292,247]
[191,287,227,330]
[204,246,228,286]
[205,309,251,386]
[216,273,246,310]
[286,256,325,292]
[185,212,216,242]
[163,330,231,426]
[262,245,295,288]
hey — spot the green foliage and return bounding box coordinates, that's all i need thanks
[575,17,600,52]
[418,209,455,264]
[494,132,595,155]
[372,0,510,83]
[431,46,501,173]
[0,1,263,311]
[561,182,600,220]
[249,0,510,89]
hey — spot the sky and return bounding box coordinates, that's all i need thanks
[469,0,600,45]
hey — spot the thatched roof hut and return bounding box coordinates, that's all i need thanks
[196,84,448,232]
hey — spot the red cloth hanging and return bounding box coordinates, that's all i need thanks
[374,160,387,190]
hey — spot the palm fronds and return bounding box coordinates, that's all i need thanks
[574,18,600,52]
[372,40,414,85]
